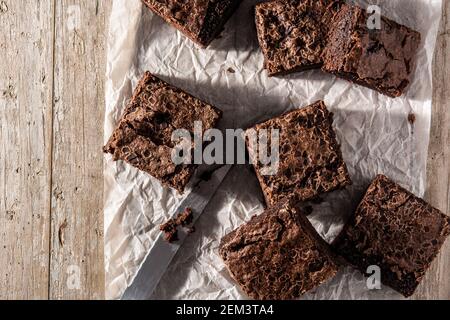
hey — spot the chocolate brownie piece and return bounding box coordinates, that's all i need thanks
[219,200,340,300]
[245,101,351,207]
[141,0,242,47]
[322,4,421,97]
[103,72,222,193]
[255,0,342,76]
[333,175,450,297]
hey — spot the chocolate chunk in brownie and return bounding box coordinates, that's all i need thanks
[245,100,351,207]
[255,0,343,76]
[322,4,421,97]
[142,0,242,47]
[333,175,450,297]
[103,72,222,193]
[219,200,340,300]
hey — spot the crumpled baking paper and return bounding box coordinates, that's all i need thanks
[104,0,442,300]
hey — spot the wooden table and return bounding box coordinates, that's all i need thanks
[0,1,448,300]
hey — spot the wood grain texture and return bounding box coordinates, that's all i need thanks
[49,0,109,299]
[0,0,448,300]
[0,0,54,300]
[415,0,450,300]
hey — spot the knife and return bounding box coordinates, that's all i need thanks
[121,164,232,300]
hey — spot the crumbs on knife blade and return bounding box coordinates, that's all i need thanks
[160,208,194,243]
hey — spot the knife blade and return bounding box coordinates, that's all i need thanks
[121,164,232,300]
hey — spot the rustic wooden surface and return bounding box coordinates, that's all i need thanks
[418,0,450,300]
[0,0,109,299]
[0,0,448,300]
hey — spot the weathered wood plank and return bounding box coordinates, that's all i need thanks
[0,0,447,300]
[416,0,450,300]
[49,0,109,299]
[0,0,55,299]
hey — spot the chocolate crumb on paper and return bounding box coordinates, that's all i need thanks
[408,113,416,125]
[160,208,194,243]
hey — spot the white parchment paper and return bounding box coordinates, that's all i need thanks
[104,0,442,300]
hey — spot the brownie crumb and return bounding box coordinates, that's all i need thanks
[408,113,416,125]
[176,208,194,226]
[160,220,179,243]
[160,208,194,243]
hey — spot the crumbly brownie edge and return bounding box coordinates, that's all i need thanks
[244,130,271,208]
[142,0,241,47]
[198,0,242,46]
[293,202,342,269]
[219,202,287,299]
[162,164,197,194]
[141,1,205,47]
[254,3,272,76]
[321,4,359,74]
[103,72,153,154]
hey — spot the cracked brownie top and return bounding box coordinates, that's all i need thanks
[103,72,222,193]
[333,174,450,297]
[219,200,340,300]
[255,0,343,76]
[246,101,351,207]
[322,4,421,97]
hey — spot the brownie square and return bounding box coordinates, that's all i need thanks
[246,100,351,207]
[333,175,450,297]
[142,0,242,47]
[103,72,222,193]
[219,200,340,300]
[255,0,342,76]
[322,4,421,97]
